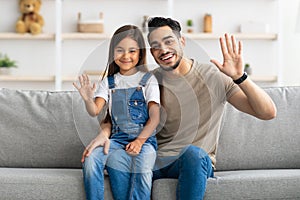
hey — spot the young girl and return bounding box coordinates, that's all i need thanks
[73,25,160,200]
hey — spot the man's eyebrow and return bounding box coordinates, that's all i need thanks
[162,36,174,41]
[150,41,158,47]
[150,35,174,46]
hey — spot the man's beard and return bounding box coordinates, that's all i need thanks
[159,56,182,71]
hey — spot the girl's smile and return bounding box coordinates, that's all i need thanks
[114,37,140,75]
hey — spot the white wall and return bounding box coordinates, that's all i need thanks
[281,0,300,86]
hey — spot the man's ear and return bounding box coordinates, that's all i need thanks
[180,36,186,47]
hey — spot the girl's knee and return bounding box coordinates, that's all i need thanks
[83,147,106,171]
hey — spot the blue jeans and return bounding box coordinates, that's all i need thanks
[82,140,156,200]
[153,145,214,200]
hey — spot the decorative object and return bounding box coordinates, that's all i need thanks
[244,63,252,75]
[142,15,149,33]
[186,19,194,33]
[0,53,17,75]
[16,0,44,35]
[77,12,104,33]
[240,21,270,33]
[203,13,212,33]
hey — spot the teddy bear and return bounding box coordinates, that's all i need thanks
[15,0,44,35]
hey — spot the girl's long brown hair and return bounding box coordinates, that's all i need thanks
[102,25,147,79]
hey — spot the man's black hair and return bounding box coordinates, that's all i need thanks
[147,17,182,42]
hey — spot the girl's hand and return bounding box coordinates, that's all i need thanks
[210,33,244,80]
[73,74,96,102]
[125,138,145,156]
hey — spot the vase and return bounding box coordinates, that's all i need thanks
[0,68,11,75]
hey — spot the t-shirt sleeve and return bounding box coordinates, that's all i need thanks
[144,74,160,105]
[197,62,240,103]
[94,78,109,102]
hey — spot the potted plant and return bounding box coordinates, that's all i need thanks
[186,19,194,33]
[244,63,252,75]
[0,53,17,75]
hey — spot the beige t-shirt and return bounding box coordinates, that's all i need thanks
[153,60,240,168]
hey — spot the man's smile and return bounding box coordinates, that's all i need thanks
[160,52,175,64]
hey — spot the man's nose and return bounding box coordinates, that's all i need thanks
[159,43,169,53]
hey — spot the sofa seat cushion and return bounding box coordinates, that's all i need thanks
[0,168,112,200]
[152,169,300,200]
[0,168,85,200]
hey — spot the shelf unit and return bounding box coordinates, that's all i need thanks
[0,0,281,90]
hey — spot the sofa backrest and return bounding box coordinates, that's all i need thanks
[0,88,103,168]
[1,86,299,170]
[216,86,300,171]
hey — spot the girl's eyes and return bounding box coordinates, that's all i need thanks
[115,48,138,54]
[129,49,137,53]
[116,49,124,53]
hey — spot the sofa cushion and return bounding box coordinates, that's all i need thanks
[0,168,111,200]
[152,169,300,199]
[0,168,86,200]
[216,86,300,171]
[0,89,102,168]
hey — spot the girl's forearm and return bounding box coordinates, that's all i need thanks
[137,102,160,143]
[84,98,99,117]
[100,120,112,138]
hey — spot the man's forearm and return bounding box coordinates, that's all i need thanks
[238,78,277,120]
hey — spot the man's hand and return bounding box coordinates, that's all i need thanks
[73,74,96,102]
[81,133,110,163]
[210,33,244,80]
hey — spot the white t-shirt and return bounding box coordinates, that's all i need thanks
[94,71,160,113]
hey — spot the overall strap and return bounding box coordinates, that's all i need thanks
[139,72,152,87]
[107,75,115,89]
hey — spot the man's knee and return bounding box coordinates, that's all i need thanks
[180,145,213,178]
[181,145,210,164]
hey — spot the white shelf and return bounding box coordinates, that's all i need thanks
[0,32,277,41]
[183,33,278,40]
[0,33,55,40]
[250,75,278,83]
[0,75,55,82]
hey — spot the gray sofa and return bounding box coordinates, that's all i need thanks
[0,86,299,200]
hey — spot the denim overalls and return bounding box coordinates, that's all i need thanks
[82,72,158,200]
[108,72,157,149]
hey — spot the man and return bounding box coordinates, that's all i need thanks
[82,17,276,200]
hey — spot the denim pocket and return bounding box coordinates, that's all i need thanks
[128,99,148,124]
